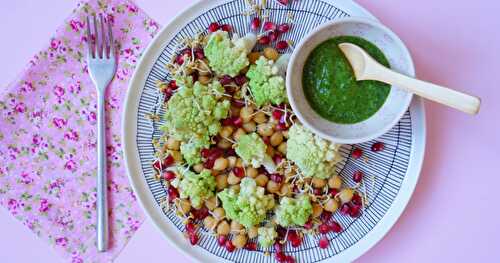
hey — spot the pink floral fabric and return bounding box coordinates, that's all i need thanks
[0,0,159,262]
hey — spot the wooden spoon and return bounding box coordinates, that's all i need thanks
[338,43,481,115]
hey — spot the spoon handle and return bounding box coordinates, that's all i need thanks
[369,66,481,115]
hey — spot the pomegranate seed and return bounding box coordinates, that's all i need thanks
[175,55,185,65]
[328,221,342,233]
[208,148,224,160]
[200,148,210,158]
[233,117,243,127]
[353,171,363,183]
[275,252,287,262]
[233,167,245,178]
[285,256,295,263]
[189,233,199,245]
[329,188,340,196]
[270,173,283,183]
[193,48,205,59]
[234,75,248,86]
[219,75,233,85]
[225,86,236,95]
[340,203,351,215]
[167,187,179,202]
[208,22,220,32]
[163,155,175,167]
[276,122,288,131]
[277,0,289,5]
[263,21,276,31]
[203,158,215,169]
[272,109,284,120]
[232,99,245,107]
[273,154,284,165]
[351,147,363,159]
[320,211,332,222]
[319,236,329,249]
[225,240,235,252]
[278,23,290,33]
[259,35,271,45]
[313,188,322,195]
[371,142,385,152]
[319,223,330,234]
[225,148,236,156]
[349,204,361,218]
[192,206,209,220]
[352,193,362,205]
[250,17,261,31]
[221,24,232,32]
[304,220,313,229]
[168,80,178,89]
[185,220,196,234]
[262,136,271,145]
[268,31,280,42]
[245,242,257,251]
[276,40,289,50]
[222,118,233,126]
[288,231,302,247]
[153,159,162,171]
[163,171,176,181]
[273,241,283,253]
[217,235,227,246]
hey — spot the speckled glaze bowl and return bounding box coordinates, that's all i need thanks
[287,17,415,144]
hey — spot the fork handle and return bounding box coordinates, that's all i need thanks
[96,90,109,252]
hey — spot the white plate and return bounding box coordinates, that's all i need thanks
[122,0,426,262]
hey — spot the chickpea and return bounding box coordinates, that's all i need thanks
[219,126,234,138]
[233,234,248,249]
[166,138,180,150]
[241,66,249,74]
[266,180,281,193]
[253,111,267,124]
[213,157,229,171]
[204,196,217,211]
[231,220,244,233]
[280,183,292,196]
[240,106,254,123]
[230,106,241,118]
[204,216,217,230]
[227,156,237,168]
[217,139,232,149]
[324,198,339,212]
[266,145,275,157]
[338,188,354,204]
[198,75,211,85]
[277,142,287,155]
[233,128,246,141]
[312,203,323,218]
[270,132,284,147]
[328,175,342,189]
[215,174,228,190]
[193,163,204,173]
[282,130,289,138]
[213,207,225,220]
[255,174,269,187]
[170,151,182,163]
[246,167,258,178]
[211,169,221,177]
[217,220,230,236]
[227,171,241,185]
[175,199,191,215]
[312,178,327,189]
[248,226,258,239]
[230,184,240,193]
[257,123,274,137]
[235,158,244,168]
[248,52,261,64]
[197,59,211,76]
[242,121,256,133]
[263,47,279,61]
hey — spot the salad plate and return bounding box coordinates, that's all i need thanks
[122,0,426,262]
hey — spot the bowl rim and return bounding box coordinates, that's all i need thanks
[286,17,415,144]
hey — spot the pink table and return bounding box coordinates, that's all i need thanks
[1,0,499,262]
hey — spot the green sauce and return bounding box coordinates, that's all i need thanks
[302,36,391,124]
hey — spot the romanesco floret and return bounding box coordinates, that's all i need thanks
[286,124,343,179]
[275,195,312,227]
[178,169,216,208]
[246,56,287,106]
[204,30,250,77]
[235,133,267,168]
[163,81,230,164]
[258,227,277,248]
[217,178,275,228]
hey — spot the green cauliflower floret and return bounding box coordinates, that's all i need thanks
[204,30,250,77]
[178,169,216,208]
[286,124,343,179]
[275,195,312,227]
[235,133,276,172]
[258,227,277,248]
[163,81,230,164]
[217,178,275,228]
[246,56,287,107]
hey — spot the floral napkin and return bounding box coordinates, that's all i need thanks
[0,0,159,262]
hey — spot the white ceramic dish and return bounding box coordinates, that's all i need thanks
[287,17,414,144]
[122,0,426,262]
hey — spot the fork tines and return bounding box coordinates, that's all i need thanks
[86,14,114,59]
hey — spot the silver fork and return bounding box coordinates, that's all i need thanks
[85,14,116,252]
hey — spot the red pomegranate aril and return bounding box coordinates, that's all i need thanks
[319,236,329,249]
[340,203,351,215]
[217,235,227,246]
[352,147,363,159]
[273,241,283,253]
[225,148,236,156]
[250,17,261,31]
[276,40,289,50]
[276,122,288,131]
[192,206,209,220]
[272,109,284,120]
[320,211,332,221]
[349,204,361,218]
[371,142,385,152]
[153,159,162,171]
[352,193,362,205]
[163,155,175,167]
[319,223,330,234]
[273,154,284,165]
[263,21,276,31]
[233,167,245,178]
[268,31,280,42]
[329,188,340,197]
[208,22,220,32]
[288,231,302,247]
[285,256,296,263]
[200,148,210,158]
[313,188,322,195]
[221,24,232,32]
[328,221,342,233]
[353,170,363,183]
[270,173,283,183]
[163,171,176,181]
[189,233,199,245]
[304,220,313,230]
[168,80,178,89]
[262,136,271,145]
[209,148,224,160]
[219,75,233,85]
[234,75,248,86]
[275,252,287,262]
[193,48,205,59]
[185,220,196,234]
[233,117,243,127]
[278,23,290,33]
[245,242,257,251]
[225,240,236,252]
[222,118,233,126]
[259,35,271,45]
[277,0,290,5]
[203,158,215,169]
[232,99,245,107]
[175,54,185,65]
[167,186,179,201]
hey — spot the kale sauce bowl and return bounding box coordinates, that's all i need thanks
[287,17,415,144]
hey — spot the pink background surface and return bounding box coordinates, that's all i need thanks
[1,0,499,262]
